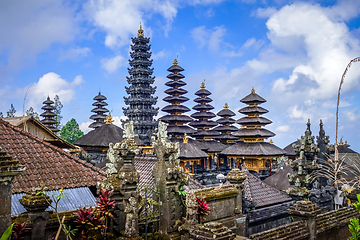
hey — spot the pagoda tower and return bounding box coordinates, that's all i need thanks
[40,96,59,133]
[160,58,195,138]
[214,103,238,144]
[89,92,109,129]
[122,25,158,146]
[221,88,285,173]
[189,82,220,141]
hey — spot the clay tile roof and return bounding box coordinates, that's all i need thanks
[0,119,106,194]
[243,171,292,208]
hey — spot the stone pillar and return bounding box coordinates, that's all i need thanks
[100,121,140,238]
[19,190,51,240]
[0,148,25,234]
[226,169,247,215]
[287,200,321,240]
[152,121,187,234]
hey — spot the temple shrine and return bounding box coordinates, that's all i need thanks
[40,96,59,133]
[122,25,158,146]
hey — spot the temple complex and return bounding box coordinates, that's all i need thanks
[122,25,158,146]
[40,96,59,133]
[160,59,195,138]
[222,89,285,174]
[214,103,238,144]
[89,92,109,129]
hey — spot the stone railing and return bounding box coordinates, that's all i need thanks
[249,221,309,240]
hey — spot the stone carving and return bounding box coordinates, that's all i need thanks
[123,121,135,140]
[185,190,198,225]
[124,196,138,237]
[157,120,167,140]
[106,143,122,177]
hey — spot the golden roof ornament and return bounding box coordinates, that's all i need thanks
[183,133,188,143]
[137,23,144,37]
[251,88,255,94]
[200,81,205,89]
[224,103,229,109]
[105,112,114,124]
[269,139,273,144]
[339,138,343,145]
[173,57,178,65]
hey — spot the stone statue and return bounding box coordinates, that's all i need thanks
[124,197,138,237]
[157,120,168,140]
[106,142,123,177]
[123,121,135,140]
[185,190,198,225]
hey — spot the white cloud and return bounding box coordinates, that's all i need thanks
[101,55,126,73]
[343,108,360,122]
[0,0,77,68]
[288,105,313,123]
[152,50,168,60]
[59,47,90,61]
[84,0,178,48]
[254,7,277,18]
[276,125,290,132]
[191,26,226,52]
[113,116,127,128]
[79,121,92,134]
[26,72,83,111]
[223,38,264,57]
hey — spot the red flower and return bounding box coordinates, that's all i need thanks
[96,189,115,218]
[196,197,210,216]
[12,222,29,240]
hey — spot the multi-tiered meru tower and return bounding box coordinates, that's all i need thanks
[89,92,109,129]
[123,25,158,146]
[160,58,195,138]
[214,103,238,144]
[40,96,59,133]
[189,82,220,141]
[222,88,285,173]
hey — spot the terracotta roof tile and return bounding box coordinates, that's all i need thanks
[0,119,106,194]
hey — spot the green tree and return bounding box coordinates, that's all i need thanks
[26,107,39,120]
[60,118,84,144]
[54,95,63,129]
[6,104,16,118]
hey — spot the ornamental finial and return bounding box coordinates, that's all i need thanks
[105,112,114,124]
[269,139,273,144]
[200,81,205,89]
[173,57,178,65]
[251,88,255,94]
[183,133,188,143]
[339,138,343,145]
[137,23,144,37]
[224,103,229,109]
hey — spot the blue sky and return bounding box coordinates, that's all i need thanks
[1,0,360,151]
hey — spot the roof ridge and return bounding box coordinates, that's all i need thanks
[0,119,105,177]
[245,171,290,197]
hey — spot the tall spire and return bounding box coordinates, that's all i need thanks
[40,96,59,133]
[189,82,220,141]
[160,59,195,138]
[123,26,158,146]
[233,88,273,142]
[89,92,109,129]
[214,103,238,144]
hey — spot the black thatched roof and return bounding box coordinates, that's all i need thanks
[263,165,295,191]
[171,139,209,159]
[74,124,123,147]
[194,97,212,103]
[283,140,300,156]
[239,106,268,114]
[195,89,211,96]
[217,108,236,117]
[167,64,184,72]
[161,105,190,113]
[163,96,189,104]
[221,142,286,156]
[236,117,272,125]
[232,128,275,138]
[166,125,196,135]
[190,139,228,153]
[338,145,358,154]
[240,91,266,104]
[189,120,217,128]
[166,73,185,81]
[160,115,193,123]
